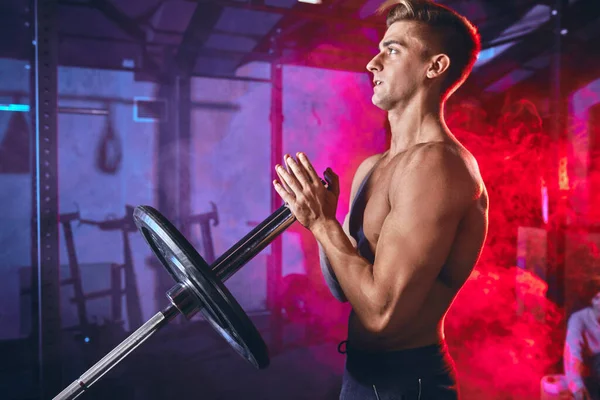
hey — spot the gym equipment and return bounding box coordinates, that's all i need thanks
[144,204,220,319]
[187,202,219,263]
[20,210,130,335]
[53,203,297,399]
[79,205,143,328]
[95,110,122,174]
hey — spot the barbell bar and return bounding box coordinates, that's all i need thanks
[53,202,297,400]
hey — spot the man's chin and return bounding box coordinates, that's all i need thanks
[371,95,391,111]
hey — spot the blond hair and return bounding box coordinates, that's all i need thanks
[378,0,481,99]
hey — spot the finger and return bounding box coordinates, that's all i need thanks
[281,157,297,189]
[324,168,340,196]
[279,162,293,193]
[324,167,339,184]
[276,164,302,194]
[285,155,312,186]
[296,152,321,184]
[273,180,295,205]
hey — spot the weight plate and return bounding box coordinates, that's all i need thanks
[133,205,270,369]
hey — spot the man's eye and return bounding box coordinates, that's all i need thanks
[388,47,398,55]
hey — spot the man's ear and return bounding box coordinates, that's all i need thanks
[426,54,450,79]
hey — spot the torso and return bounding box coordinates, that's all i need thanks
[343,141,488,351]
[573,308,600,358]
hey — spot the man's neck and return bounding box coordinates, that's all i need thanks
[386,97,451,155]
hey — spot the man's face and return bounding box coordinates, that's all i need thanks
[366,20,432,111]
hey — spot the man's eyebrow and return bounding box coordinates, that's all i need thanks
[379,39,408,50]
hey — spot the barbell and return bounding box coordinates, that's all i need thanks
[54,202,298,399]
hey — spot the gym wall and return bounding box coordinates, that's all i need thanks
[0,57,386,341]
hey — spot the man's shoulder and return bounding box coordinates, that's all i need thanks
[569,308,590,324]
[566,308,593,334]
[402,141,469,167]
[391,142,483,202]
[397,142,477,183]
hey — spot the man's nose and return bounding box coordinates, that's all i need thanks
[366,53,382,73]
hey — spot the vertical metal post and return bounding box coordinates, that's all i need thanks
[61,216,88,330]
[177,75,192,239]
[268,43,284,354]
[154,78,177,299]
[30,0,62,397]
[547,0,568,309]
[154,75,192,306]
[110,264,123,321]
[157,78,175,221]
[121,226,143,328]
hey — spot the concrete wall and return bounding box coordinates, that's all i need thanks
[0,58,386,341]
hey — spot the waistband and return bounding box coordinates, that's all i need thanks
[342,341,455,380]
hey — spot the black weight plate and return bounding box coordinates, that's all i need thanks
[132,205,269,369]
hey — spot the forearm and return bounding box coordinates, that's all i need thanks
[564,329,587,394]
[312,219,384,332]
[318,244,348,302]
[565,353,587,393]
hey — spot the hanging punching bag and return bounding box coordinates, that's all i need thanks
[96,109,122,175]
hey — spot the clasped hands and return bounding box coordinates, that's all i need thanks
[273,152,340,231]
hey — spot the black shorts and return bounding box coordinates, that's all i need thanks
[339,342,458,400]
